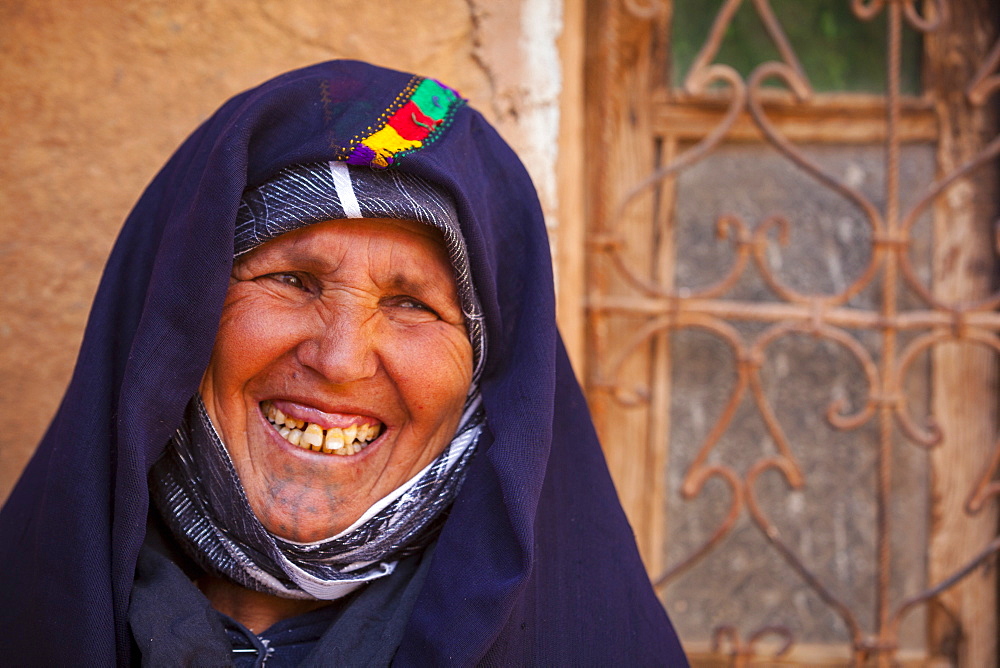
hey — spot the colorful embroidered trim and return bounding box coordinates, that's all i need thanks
[343,77,463,169]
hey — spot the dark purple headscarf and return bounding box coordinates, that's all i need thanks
[0,60,687,665]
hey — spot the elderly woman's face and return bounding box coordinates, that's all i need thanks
[199,218,473,542]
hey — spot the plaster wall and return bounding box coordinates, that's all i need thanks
[0,0,574,503]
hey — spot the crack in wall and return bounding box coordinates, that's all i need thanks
[464,0,506,122]
[463,0,563,220]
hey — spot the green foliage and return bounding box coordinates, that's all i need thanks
[671,0,922,94]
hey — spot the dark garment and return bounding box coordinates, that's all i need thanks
[224,606,339,668]
[130,532,432,667]
[0,60,688,666]
[224,606,338,668]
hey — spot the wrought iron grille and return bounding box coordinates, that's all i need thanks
[586,0,1000,664]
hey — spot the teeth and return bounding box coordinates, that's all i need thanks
[324,427,344,454]
[262,402,381,456]
[303,423,323,450]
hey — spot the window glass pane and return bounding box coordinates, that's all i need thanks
[671,0,922,94]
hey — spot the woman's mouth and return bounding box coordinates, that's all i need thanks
[261,400,383,456]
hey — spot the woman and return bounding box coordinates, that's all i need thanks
[0,61,687,665]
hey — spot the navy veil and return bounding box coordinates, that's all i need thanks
[0,60,687,665]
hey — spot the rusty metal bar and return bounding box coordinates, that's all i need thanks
[873,3,904,656]
[588,295,1000,331]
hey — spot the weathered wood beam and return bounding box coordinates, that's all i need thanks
[926,0,1000,665]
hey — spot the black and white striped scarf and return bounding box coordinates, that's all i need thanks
[151,394,482,600]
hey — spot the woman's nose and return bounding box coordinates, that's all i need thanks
[295,306,379,384]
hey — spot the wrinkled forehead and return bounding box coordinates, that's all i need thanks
[235,162,485,381]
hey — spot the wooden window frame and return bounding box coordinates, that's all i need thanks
[584,0,1000,664]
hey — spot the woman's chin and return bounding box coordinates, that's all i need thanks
[261,516,345,543]
[271,523,339,544]
[249,493,359,543]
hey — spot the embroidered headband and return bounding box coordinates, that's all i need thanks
[342,77,463,169]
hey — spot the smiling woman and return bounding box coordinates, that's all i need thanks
[201,218,472,543]
[0,61,687,665]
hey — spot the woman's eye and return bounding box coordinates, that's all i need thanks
[400,298,430,310]
[387,296,440,318]
[262,273,309,291]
